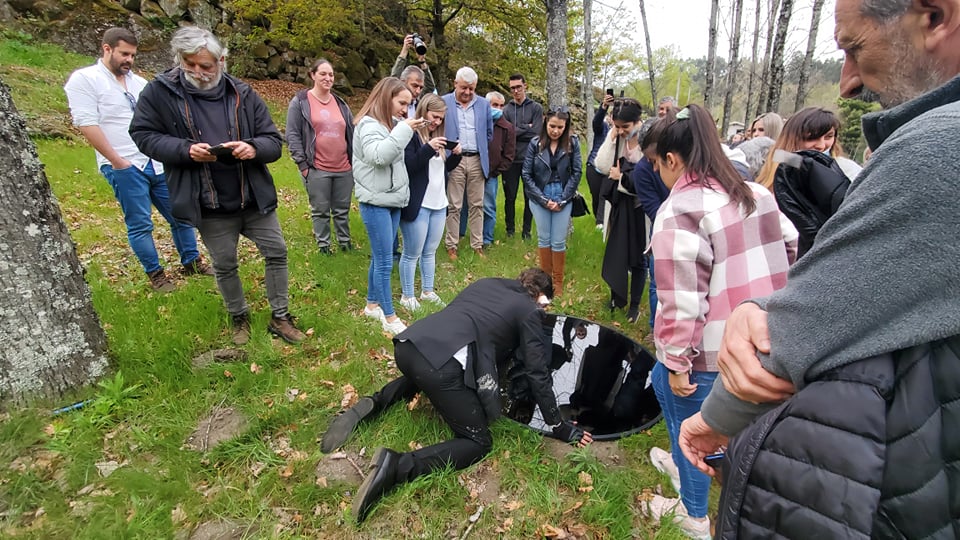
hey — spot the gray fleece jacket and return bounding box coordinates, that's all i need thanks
[702,74,960,436]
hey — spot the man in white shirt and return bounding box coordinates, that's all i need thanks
[64,27,211,292]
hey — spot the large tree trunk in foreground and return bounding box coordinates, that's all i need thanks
[0,79,109,405]
[544,0,568,108]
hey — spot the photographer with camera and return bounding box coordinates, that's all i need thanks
[391,33,436,118]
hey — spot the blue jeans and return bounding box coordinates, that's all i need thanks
[648,253,658,329]
[528,182,571,251]
[100,162,199,274]
[399,207,445,298]
[360,203,400,317]
[458,176,497,245]
[651,363,717,518]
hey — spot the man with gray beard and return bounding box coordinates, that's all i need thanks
[674,0,960,536]
[130,27,305,346]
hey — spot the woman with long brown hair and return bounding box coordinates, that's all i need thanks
[643,104,797,538]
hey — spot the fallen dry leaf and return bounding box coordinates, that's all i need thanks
[43,424,56,437]
[171,504,186,524]
[539,523,570,539]
[316,476,328,488]
[329,451,348,460]
[504,500,524,512]
[285,388,300,402]
[577,471,593,487]
[408,441,423,451]
[223,370,233,378]
[250,461,268,477]
[306,328,315,336]
[406,393,421,411]
[340,384,358,409]
[318,380,335,387]
[563,501,584,514]
[250,362,262,374]
[279,463,294,478]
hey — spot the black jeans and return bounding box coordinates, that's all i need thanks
[501,161,532,236]
[585,164,606,225]
[369,341,493,483]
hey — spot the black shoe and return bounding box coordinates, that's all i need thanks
[318,246,331,255]
[353,447,399,522]
[521,232,531,240]
[339,241,353,252]
[626,306,640,324]
[321,397,375,453]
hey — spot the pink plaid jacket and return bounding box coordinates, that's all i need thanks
[652,175,798,373]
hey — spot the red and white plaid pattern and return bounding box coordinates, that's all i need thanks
[652,175,797,373]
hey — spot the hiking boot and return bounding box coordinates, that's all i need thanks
[318,246,332,255]
[447,247,458,261]
[473,248,486,259]
[268,313,306,344]
[182,257,215,276]
[231,313,251,345]
[339,241,353,252]
[147,268,176,292]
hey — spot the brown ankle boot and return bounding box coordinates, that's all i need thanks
[551,250,566,296]
[538,247,553,274]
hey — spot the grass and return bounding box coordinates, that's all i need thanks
[0,33,716,539]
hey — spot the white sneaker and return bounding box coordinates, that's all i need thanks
[382,317,407,335]
[642,494,687,522]
[420,291,445,306]
[678,514,712,540]
[400,296,421,311]
[363,305,385,321]
[650,447,682,492]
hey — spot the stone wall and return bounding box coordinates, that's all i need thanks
[0,0,377,92]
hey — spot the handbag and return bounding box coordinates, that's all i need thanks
[570,191,589,218]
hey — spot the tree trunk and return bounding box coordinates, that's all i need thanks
[638,0,657,106]
[544,0,568,108]
[765,0,793,113]
[703,0,720,112]
[584,0,594,149]
[744,0,762,126]
[0,79,109,405]
[431,0,449,94]
[794,0,826,112]
[756,0,779,116]
[721,0,744,137]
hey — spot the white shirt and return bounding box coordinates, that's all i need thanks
[64,59,161,173]
[420,155,449,210]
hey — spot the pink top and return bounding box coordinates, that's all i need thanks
[651,174,798,373]
[309,92,350,172]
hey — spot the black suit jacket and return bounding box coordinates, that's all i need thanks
[396,278,562,425]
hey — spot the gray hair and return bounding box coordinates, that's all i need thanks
[455,66,478,85]
[736,136,775,178]
[170,27,227,64]
[399,65,424,82]
[485,91,505,102]
[861,0,910,22]
[658,95,676,105]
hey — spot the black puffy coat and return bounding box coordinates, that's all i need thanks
[772,149,850,258]
[716,334,960,539]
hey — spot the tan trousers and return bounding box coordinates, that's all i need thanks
[445,155,485,250]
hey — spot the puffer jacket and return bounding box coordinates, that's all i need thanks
[716,333,960,539]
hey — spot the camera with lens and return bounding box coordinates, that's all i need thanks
[411,33,427,56]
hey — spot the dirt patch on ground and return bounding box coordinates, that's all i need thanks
[314,449,366,486]
[182,407,249,452]
[459,459,500,506]
[543,438,625,468]
[185,520,257,540]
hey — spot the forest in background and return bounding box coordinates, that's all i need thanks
[1,0,874,156]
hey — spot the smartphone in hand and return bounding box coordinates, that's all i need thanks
[443,139,459,150]
[207,144,234,157]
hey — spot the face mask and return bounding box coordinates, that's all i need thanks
[491,109,503,121]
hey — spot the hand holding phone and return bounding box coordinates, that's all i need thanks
[207,144,234,157]
[605,88,614,97]
[443,139,460,151]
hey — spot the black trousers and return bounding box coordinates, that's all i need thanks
[501,161,532,236]
[369,340,493,483]
[585,164,606,225]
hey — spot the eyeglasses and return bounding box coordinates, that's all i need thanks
[509,85,524,91]
[122,91,137,112]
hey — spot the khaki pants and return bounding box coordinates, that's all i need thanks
[445,155,485,250]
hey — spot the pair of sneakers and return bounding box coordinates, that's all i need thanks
[642,494,712,540]
[399,291,445,312]
[363,305,407,335]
